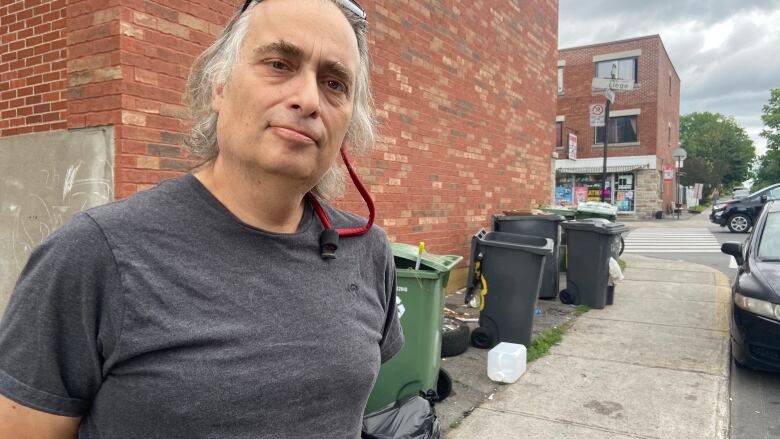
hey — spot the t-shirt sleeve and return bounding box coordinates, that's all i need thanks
[0,212,123,417]
[378,241,403,364]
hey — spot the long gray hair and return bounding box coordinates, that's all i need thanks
[184,0,375,200]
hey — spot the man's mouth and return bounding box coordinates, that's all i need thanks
[270,126,318,146]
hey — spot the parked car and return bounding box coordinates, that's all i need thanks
[732,187,750,199]
[710,183,780,232]
[721,201,780,371]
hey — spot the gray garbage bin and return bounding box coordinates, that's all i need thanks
[559,219,627,309]
[492,214,564,299]
[465,229,553,349]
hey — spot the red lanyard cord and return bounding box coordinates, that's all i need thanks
[308,146,375,237]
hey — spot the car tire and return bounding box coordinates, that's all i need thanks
[470,326,496,349]
[727,213,751,233]
[433,368,452,402]
[441,317,470,357]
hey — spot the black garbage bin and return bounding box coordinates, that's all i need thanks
[465,229,553,349]
[559,219,627,309]
[492,214,564,300]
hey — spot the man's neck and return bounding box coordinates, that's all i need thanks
[194,158,309,234]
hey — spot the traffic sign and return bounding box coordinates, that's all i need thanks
[591,77,635,91]
[589,104,605,127]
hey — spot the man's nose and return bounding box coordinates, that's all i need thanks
[289,71,321,119]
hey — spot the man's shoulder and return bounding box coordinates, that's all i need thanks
[85,174,193,226]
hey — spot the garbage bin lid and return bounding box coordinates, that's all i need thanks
[391,243,463,272]
[575,201,618,215]
[561,220,628,235]
[494,213,565,223]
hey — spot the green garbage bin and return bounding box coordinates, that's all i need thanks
[364,243,463,414]
[540,205,576,220]
[575,201,618,221]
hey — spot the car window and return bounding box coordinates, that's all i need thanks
[757,212,780,260]
[768,187,780,200]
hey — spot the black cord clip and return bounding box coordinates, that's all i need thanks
[319,229,339,259]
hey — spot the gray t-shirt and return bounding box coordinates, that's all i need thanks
[0,174,403,438]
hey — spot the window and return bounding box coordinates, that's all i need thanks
[557,67,564,94]
[758,212,780,260]
[596,58,637,82]
[595,116,637,144]
[556,122,563,147]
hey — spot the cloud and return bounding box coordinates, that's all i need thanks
[559,0,780,155]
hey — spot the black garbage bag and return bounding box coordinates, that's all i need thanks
[361,393,441,439]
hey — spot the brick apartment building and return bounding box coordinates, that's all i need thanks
[0,0,559,307]
[554,35,680,218]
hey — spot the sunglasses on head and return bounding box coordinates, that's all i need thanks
[240,0,366,20]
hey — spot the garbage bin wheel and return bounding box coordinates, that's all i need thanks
[559,289,575,305]
[471,326,496,349]
[441,317,470,357]
[433,368,452,402]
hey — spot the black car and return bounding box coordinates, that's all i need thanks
[710,183,780,232]
[721,200,780,371]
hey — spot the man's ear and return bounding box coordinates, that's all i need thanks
[211,83,224,113]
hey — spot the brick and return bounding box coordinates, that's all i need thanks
[93,7,120,25]
[156,19,189,39]
[121,110,147,126]
[178,12,208,32]
[120,21,144,38]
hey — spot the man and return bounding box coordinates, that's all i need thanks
[0,0,403,437]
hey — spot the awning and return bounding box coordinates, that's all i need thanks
[557,164,650,174]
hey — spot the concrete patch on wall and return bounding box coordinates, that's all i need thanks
[0,127,114,313]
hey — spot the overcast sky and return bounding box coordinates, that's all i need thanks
[559,0,780,156]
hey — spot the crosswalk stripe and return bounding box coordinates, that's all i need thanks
[624,227,722,254]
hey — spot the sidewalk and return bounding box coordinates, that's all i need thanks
[445,253,731,438]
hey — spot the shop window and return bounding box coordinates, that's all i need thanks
[614,173,635,212]
[595,116,637,144]
[556,122,563,148]
[596,58,637,82]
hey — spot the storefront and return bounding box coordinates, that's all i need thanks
[555,172,636,212]
[554,156,659,217]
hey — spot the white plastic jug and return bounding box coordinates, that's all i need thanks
[487,342,527,383]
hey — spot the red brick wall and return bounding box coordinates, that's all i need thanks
[556,35,681,210]
[342,0,559,256]
[2,0,559,260]
[0,0,67,136]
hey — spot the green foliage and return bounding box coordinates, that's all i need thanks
[687,205,707,213]
[527,326,565,362]
[575,305,591,316]
[753,89,780,190]
[679,112,756,192]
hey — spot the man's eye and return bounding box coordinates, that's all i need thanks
[326,80,347,93]
[269,60,290,71]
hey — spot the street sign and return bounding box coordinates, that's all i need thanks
[663,165,674,181]
[591,77,635,91]
[589,104,605,127]
[568,133,577,160]
[605,89,615,103]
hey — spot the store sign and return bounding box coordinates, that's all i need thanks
[568,133,577,160]
[663,165,674,181]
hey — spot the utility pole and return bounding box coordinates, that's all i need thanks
[600,98,610,202]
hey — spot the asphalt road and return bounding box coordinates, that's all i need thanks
[622,215,780,439]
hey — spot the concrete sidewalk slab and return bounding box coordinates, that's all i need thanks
[562,317,728,375]
[445,254,730,439]
[588,296,729,331]
[617,280,730,303]
[450,354,728,439]
[622,267,718,285]
[449,407,652,438]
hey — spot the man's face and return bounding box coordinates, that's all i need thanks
[211,0,359,189]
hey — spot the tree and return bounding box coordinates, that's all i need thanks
[679,112,756,192]
[752,88,780,191]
